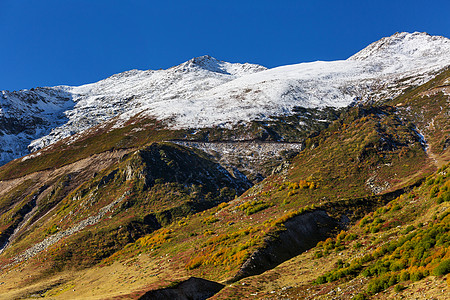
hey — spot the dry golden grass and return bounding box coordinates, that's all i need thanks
[0,251,192,300]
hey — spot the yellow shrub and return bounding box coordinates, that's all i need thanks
[218,202,228,210]
[202,215,219,224]
[138,228,171,248]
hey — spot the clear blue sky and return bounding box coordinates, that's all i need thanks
[1,0,450,91]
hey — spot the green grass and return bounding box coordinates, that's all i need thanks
[313,163,450,295]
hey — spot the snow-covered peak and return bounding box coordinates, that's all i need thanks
[26,57,266,152]
[0,87,73,165]
[2,32,450,165]
[349,32,450,63]
[141,32,448,129]
[173,55,267,76]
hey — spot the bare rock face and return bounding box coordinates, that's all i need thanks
[139,277,225,300]
[125,143,252,193]
[172,140,303,183]
[232,210,346,281]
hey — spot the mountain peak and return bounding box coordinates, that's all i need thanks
[1,33,448,165]
[185,55,230,74]
[190,54,219,65]
[175,55,266,76]
[348,31,450,62]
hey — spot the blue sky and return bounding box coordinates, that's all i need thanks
[1,0,450,91]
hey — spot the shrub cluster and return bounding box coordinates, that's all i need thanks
[315,165,450,295]
[185,226,260,270]
[314,230,358,258]
[359,203,403,233]
[202,215,219,225]
[315,208,450,294]
[237,200,273,216]
[278,180,318,194]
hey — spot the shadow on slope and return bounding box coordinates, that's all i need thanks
[139,277,225,300]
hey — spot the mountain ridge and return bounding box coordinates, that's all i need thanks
[0,32,448,300]
[0,32,449,166]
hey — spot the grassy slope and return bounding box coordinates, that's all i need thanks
[388,67,450,167]
[0,116,184,181]
[211,68,450,299]
[229,163,450,300]
[1,101,435,299]
[0,69,448,299]
[0,105,341,182]
[0,142,256,300]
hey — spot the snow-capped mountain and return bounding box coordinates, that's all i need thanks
[0,56,266,165]
[1,32,450,166]
[154,32,449,129]
[27,56,266,153]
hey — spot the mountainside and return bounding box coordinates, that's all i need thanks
[0,56,266,165]
[1,32,449,166]
[0,32,449,300]
[0,88,73,165]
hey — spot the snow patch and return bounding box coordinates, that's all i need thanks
[21,152,41,162]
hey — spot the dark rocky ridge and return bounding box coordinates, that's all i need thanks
[139,277,225,300]
[232,210,344,281]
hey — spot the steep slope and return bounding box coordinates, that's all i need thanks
[210,66,450,300]
[0,57,266,165]
[0,66,447,299]
[0,32,449,300]
[1,32,449,167]
[213,163,450,300]
[387,67,450,167]
[0,142,255,300]
[0,88,73,165]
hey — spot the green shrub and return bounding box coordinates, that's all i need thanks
[391,203,402,211]
[314,250,323,259]
[345,233,358,241]
[353,241,363,249]
[403,225,415,234]
[388,273,398,286]
[430,186,439,198]
[394,284,406,292]
[399,270,410,281]
[352,293,367,300]
[367,276,388,294]
[315,275,327,284]
[437,191,450,203]
[410,269,424,281]
[45,224,59,235]
[360,216,372,227]
[433,259,450,276]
